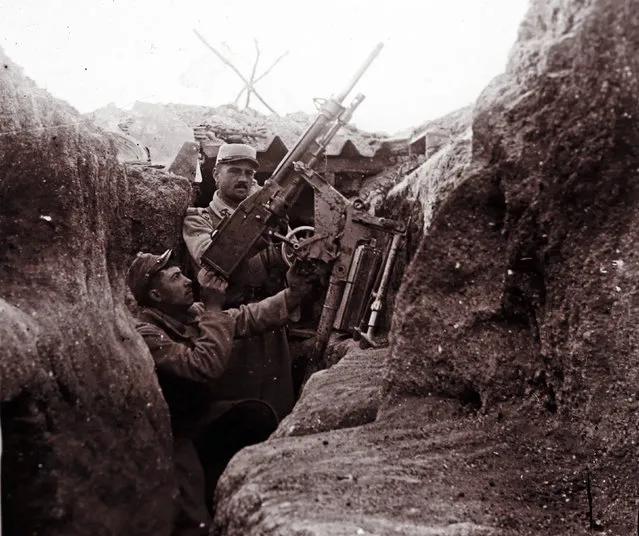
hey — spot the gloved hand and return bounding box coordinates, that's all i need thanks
[197,268,228,311]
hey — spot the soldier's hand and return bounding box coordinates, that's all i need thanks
[285,263,315,309]
[197,268,228,311]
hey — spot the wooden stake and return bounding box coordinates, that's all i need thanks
[193,29,279,115]
[245,39,261,109]
[254,50,289,85]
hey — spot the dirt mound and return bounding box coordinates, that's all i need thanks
[165,102,387,151]
[0,50,178,535]
[388,0,639,530]
[123,163,193,254]
[89,101,390,169]
[390,0,639,432]
[400,104,473,142]
[88,102,193,166]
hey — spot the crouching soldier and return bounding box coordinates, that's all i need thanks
[126,249,310,536]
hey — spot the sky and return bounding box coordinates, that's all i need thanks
[0,0,530,134]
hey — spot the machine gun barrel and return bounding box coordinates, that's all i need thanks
[268,43,383,191]
[334,42,383,103]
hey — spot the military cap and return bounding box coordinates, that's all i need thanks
[215,143,259,168]
[126,249,172,304]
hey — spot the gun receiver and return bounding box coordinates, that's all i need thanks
[199,43,383,278]
[290,163,406,371]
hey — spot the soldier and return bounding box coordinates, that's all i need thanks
[127,249,310,536]
[182,143,297,420]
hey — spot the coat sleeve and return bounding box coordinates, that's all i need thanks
[182,209,213,269]
[225,289,295,337]
[136,311,236,383]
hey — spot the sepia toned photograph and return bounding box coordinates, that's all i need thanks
[1,0,637,534]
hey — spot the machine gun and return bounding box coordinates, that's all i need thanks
[286,162,405,366]
[200,43,406,367]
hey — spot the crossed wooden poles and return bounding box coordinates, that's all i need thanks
[193,29,288,115]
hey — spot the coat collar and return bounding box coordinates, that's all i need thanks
[208,184,261,220]
[138,305,200,340]
[208,191,235,220]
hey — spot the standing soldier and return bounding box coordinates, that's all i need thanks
[182,143,296,420]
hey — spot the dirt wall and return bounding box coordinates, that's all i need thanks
[0,50,182,536]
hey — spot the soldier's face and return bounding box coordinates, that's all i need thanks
[214,161,256,206]
[149,266,194,308]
